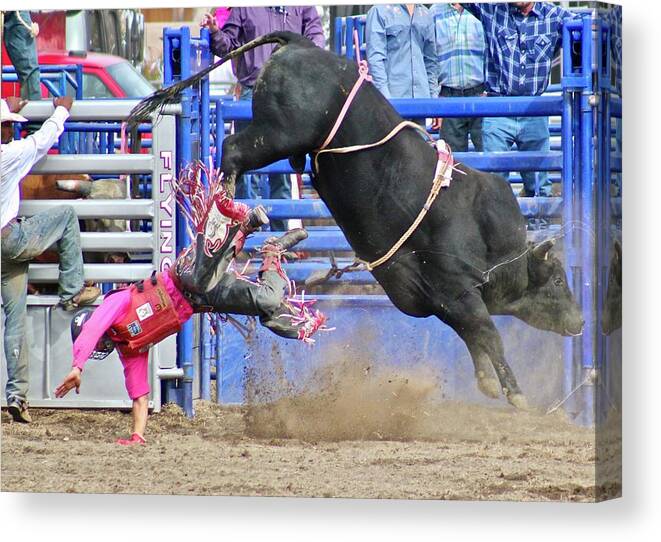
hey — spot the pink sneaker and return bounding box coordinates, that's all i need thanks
[116,433,146,446]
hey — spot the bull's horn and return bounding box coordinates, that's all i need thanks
[56,179,93,197]
[532,239,555,260]
[614,239,622,259]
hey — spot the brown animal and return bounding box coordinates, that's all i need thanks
[21,173,90,200]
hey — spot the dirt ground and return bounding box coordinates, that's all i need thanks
[1,361,621,501]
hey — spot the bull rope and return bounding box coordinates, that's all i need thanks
[314,64,464,272]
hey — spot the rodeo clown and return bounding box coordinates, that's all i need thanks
[54,162,329,446]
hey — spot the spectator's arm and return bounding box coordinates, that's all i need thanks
[72,291,131,372]
[424,25,440,98]
[460,3,489,21]
[365,8,390,99]
[209,8,244,56]
[301,7,326,49]
[8,106,69,183]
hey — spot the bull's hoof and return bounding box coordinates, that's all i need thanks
[477,377,501,399]
[508,393,530,411]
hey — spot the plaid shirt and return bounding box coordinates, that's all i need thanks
[463,2,577,96]
[430,4,485,91]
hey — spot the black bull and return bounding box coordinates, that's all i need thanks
[133,32,585,409]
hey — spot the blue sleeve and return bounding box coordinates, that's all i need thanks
[423,22,440,98]
[461,3,490,21]
[365,7,390,99]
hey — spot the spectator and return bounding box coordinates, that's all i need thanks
[201,6,325,231]
[462,2,576,197]
[1,96,100,424]
[430,3,486,152]
[365,4,439,109]
[2,11,42,101]
[206,9,239,97]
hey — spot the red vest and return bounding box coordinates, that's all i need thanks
[108,273,181,356]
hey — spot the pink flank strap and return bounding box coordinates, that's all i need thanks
[318,61,372,152]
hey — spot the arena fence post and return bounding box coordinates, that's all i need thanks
[561,22,578,421]
[162,26,195,417]
[199,26,213,402]
[578,15,597,427]
[333,15,344,55]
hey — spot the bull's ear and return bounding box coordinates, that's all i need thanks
[614,239,622,260]
[532,239,555,261]
[56,179,92,197]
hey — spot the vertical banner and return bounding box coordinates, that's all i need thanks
[150,114,178,410]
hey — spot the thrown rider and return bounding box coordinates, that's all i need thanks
[54,162,328,445]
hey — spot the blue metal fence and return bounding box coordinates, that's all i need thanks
[162,11,620,424]
[2,64,83,99]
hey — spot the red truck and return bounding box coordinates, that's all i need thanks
[2,50,154,99]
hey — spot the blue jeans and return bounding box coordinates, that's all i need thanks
[1,205,85,402]
[234,86,291,231]
[3,11,41,101]
[482,116,552,197]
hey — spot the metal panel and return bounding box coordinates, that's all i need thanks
[150,113,179,380]
[20,199,154,220]
[31,154,153,175]
[5,111,181,412]
[0,297,145,410]
[19,100,181,122]
[28,263,154,283]
[20,100,141,121]
[79,232,153,252]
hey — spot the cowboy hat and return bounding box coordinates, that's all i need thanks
[0,99,28,123]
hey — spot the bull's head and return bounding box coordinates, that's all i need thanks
[507,240,584,336]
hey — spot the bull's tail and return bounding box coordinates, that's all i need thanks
[126,31,307,130]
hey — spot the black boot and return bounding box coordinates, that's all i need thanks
[260,228,308,275]
[242,205,269,234]
[263,228,308,253]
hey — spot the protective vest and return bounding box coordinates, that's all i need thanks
[108,272,180,356]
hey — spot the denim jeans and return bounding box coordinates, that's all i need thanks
[1,205,85,402]
[234,86,291,231]
[439,84,484,152]
[3,11,41,101]
[482,116,552,196]
[177,233,300,340]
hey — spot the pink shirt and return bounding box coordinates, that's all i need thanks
[72,272,194,371]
